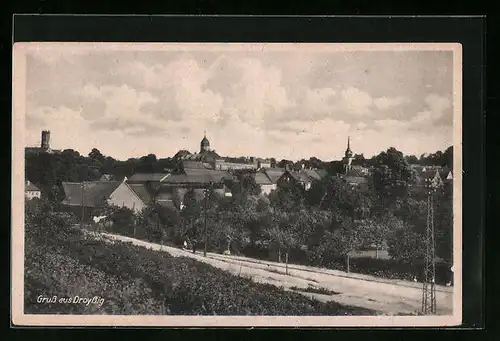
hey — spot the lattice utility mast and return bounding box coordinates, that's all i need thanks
[422,178,437,314]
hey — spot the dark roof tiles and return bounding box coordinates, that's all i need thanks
[128,173,169,182]
[127,183,153,205]
[61,181,121,207]
[253,171,273,185]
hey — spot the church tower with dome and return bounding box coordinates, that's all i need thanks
[200,131,210,153]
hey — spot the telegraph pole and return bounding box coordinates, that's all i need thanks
[203,181,213,257]
[422,178,437,314]
[80,181,85,228]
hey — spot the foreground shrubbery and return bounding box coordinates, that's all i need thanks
[97,200,452,286]
[24,207,375,315]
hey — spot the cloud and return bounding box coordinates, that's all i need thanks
[407,93,452,129]
[24,47,454,160]
[302,88,337,115]
[84,84,159,128]
[338,87,373,116]
[216,57,295,127]
[356,122,368,130]
[28,46,89,66]
[114,56,225,125]
[373,96,410,110]
[374,119,410,131]
[424,93,451,117]
[25,105,119,156]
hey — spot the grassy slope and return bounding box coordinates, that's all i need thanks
[24,233,376,316]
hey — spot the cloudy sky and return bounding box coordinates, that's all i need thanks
[23,44,456,161]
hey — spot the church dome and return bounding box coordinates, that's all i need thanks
[201,136,210,147]
[200,133,210,152]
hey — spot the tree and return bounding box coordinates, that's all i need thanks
[308,156,325,169]
[209,219,237,253]
[305,177,329,207]
[331,218,363,272]
[136,204,180,243]
[352,154,366,166]
[136,154,158,173]
[179,189,205,253]
[434,182,453,264]
[372,147,416,213]
[442,146,453,169]
[235,173,261,196]
[355,219,391,257]
[106,206,136,237]
[88,148,105,164]
[277,159,293,169]
[266,208,297,264]
[405,155,419,165]
[388,220,425,264]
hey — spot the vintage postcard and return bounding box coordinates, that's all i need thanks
[12,42,462,327]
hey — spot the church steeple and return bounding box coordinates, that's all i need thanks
[343,136,354,173]
[345,136,353,158]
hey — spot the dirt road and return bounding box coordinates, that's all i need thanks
[98,232,454,316]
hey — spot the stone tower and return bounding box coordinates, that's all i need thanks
[41,130,50,150]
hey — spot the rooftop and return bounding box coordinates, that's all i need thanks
[261,167,286,184]
[127,173,169,183]
[61,181,121,207]
[163,169,231,185]
[253,171,273,185]
[127,183,154,205]
[25,181,40,192]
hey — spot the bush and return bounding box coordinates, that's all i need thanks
[25,200,81,243]
[24,243,164,315]
[106,206,136,237]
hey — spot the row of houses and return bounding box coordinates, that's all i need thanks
[55,165,328,220]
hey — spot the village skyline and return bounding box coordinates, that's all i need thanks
[25,129,452,163]
[24,44,454,161]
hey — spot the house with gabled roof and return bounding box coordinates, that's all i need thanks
[61,179,152,221]
[341,167,369,187]
[153,168,233,208]
[260,167,286,185]
[439,167,453,183]
[253,170,276,195]
[278,169,315,191]
[301,168,329,182]
[25,180,41,200]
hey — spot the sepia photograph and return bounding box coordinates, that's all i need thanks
[12,42,462,327]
